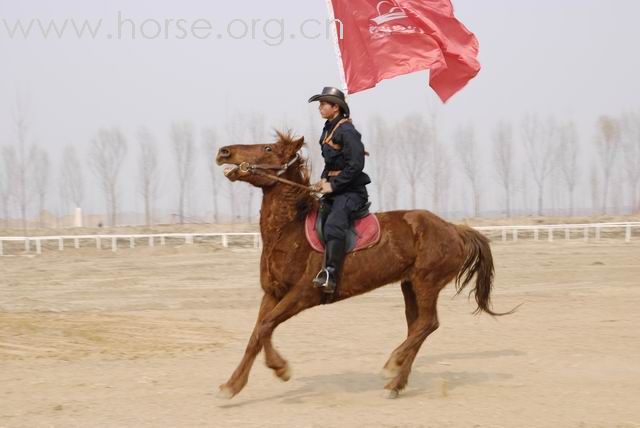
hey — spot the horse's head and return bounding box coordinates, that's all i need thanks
[216,130,306,187]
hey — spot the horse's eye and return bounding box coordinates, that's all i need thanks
[264,146,273,152]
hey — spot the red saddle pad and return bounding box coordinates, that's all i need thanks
[304,208,381,253]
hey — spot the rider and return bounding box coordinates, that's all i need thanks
[308,86,371,294]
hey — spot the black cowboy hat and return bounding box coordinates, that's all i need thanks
[308,86,350,117]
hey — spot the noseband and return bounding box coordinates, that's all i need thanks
[238,153,301,177]
[237,153,316,194]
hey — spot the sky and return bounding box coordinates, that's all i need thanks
[1,0,639,221]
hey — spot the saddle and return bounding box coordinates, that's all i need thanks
[304,203,381,253]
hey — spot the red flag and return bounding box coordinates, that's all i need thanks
[328,0,480,102]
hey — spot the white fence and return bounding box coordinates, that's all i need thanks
[0,222,638,256]
[474,222,640,243]
[0,232,261,256]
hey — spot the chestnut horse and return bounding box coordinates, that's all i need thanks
[215,131,509,399]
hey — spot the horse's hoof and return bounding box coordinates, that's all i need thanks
[384,389,400,399]
[381,367,396,380]
[217,384,235,400]
[275,365,291,382]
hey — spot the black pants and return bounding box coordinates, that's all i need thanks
[321,189,368,241]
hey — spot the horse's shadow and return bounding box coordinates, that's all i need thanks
[217,349,520,408]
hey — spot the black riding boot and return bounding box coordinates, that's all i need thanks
[312,239,347,294]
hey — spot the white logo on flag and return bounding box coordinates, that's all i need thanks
[371,1,408,25]
[369,1,424,39]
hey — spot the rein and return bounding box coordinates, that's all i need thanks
[238,153,318,194]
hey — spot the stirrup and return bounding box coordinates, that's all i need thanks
[313,269,336,294]
[312,268,330,288]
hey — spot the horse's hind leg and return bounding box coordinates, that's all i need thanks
[402,280,419,331]
[382,280,418,379]
[382,275,443,397]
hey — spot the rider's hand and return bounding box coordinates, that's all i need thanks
[320,181,333,194]
[312,178,327,192]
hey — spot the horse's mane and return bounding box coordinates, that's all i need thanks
[274,130,317,220]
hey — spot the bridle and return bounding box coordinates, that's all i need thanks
[238,152,300,177]
[237,153,317,194]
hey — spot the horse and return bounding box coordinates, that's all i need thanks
[215,131,510,399]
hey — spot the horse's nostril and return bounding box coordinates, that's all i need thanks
[219,147,231,158]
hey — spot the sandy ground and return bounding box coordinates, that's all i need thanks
[1,239,639,428]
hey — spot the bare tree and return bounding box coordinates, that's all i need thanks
[395,114,431,209]
[246,113,266,221]
[170,122,195,224]
[517,170,529,215]
[522,114,557,216]
[455,124,481,217]
[595,116,622,214]
[621,111,640,213]
[590,165,601,213]
[225,116,248,220]
[306,106,323,181]
[89,128,128,227]
[367,116,397,211]
[136,128,159,226]
[0,157,6,227]
[202,127,220,223]
[492,120,515,217]
[0,146,17,228]
[60,145,84,212]
[556,122,580,216]
[31,147,50,227]
[11,98,35,232]
[428,138,450,213]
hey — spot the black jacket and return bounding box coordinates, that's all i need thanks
[319,116,371,194]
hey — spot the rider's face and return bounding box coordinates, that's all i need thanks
[319,101,340,120]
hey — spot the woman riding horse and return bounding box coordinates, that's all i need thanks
[309,86,371,294]
[214,106,513,400]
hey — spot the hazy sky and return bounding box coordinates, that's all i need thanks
[1,0,639,219]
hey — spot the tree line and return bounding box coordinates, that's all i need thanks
[1,102,639,231]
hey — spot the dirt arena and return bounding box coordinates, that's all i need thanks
[1,233,639,427]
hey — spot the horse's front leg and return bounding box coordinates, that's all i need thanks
[255,283,322,369]
[218,292,278,398]
[263,334,291,382]
[260,283,323,382]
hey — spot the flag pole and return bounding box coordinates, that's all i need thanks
[324,0,349,95]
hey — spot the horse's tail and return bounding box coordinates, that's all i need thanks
[454,225,517,317]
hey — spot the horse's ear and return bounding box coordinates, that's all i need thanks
[293,136,305,151]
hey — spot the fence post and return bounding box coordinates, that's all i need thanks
[185,235,194,244]
[583,227,589,242]
[161,236,166,246]
[149,236,154,247]
[74,237,80,249]
[501,229,507,242]
[533,228,539,241]
[96,237,101,250]
[512,229,518,242]
[0,240,3,256]
[595,227,601,241]
[129,237,135,249]
[253,234,259,249]
[36,239,42,255]
[25,238,30,253]
[548,228,554,242]
[564,228,570,240]
[222,234,229,248]
[111,237,117,252]
[625,225,631,243]
[58,238,64,251]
